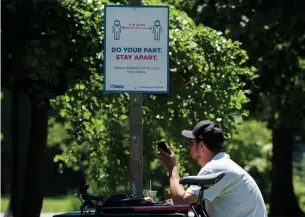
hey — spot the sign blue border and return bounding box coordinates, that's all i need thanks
[103,4,170,94]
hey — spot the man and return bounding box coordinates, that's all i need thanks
[155,120,267,217]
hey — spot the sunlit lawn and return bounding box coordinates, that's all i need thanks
[1,196,81,213]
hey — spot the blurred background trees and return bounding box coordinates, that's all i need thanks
[1,0,304,217]
[163,0,305,215]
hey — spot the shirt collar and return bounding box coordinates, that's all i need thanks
[211,152,230,161]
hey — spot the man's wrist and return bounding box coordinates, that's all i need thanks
[168,165,178,176]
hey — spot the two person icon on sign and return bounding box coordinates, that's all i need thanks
[112,19,162,41]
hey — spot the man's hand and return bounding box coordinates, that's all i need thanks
[144,197,154,203]
[157,145,178,170]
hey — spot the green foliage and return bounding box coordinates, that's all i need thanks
[293,156,305,212]
[48,117,69,147]
[2,0,96,99]
[50,0,257,195]
[164,0,305,130]
[227,120,272,170]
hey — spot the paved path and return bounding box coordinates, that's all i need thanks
[1,211,195,217]
[1,213,61,217]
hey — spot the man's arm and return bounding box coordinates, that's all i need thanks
[169,165,198,205]
[157,146,198,205]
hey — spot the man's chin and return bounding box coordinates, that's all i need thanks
[191,156,200,164]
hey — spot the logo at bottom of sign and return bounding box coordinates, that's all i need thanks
[110,84,125,88]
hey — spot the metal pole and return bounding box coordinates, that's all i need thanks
[128,0,143,199]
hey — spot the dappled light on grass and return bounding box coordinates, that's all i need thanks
[1,196,81,213]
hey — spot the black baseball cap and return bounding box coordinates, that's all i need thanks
[181,120,225,149]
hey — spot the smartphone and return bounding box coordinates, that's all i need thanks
[157,141,170,154]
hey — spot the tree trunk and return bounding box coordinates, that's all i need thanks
[5,94,49,217]
[270,124,304,217]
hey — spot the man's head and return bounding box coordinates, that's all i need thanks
[181,120,225,166]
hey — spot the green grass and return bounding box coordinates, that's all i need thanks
[293,169,305,213]
[1,196,81,213]
[1,197,9,212]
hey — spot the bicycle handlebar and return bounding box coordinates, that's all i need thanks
[75,184,104,202]
[82,192,104,202]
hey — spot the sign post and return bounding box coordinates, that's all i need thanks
[104,3,169,198]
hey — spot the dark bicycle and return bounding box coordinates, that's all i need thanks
[53,172,224,217]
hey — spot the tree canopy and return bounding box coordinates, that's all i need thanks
[50,0,257,193]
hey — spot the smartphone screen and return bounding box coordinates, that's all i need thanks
[157,141,170,154]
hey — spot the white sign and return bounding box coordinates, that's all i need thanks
[104,5,169,93]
